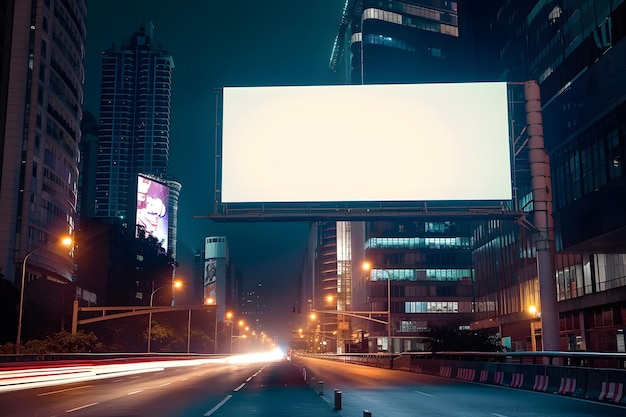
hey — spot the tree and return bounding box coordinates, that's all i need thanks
[144,320,183,352]
[429,326,505,352]
[0,331,105,354]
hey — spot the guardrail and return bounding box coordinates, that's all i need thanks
[0,352,222,365]
[304,351,626,406]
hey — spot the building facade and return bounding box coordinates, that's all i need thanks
[327,0,480,352]
[331,0,471,84]
[0,0,86,339]
[473,0,626,352]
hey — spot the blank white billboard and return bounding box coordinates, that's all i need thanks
[221,82,511,203]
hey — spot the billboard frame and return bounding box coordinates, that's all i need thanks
[209,83,526,222]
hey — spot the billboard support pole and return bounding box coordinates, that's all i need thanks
[524,80,560,353]
[214,88,221,215]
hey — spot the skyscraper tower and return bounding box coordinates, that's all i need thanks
[330,0,470,84]
[327,1,478,352]
[0,0,86,337]
[94,21,174,222]
[0,0,85,284]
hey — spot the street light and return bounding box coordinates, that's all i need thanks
[363,262,392,353]
[147,280,182,353]
[225,311,234,353]
[17,237,73,354]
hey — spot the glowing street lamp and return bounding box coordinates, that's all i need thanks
[363,262,392,352]
[16,236,73,354]
[147,280,182,353]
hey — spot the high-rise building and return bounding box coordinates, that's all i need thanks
[240,282,267,331]
[203,236,230,320]
[78,22,180,306]
[328,0,478,353]
[330,0,471,84]
[93,21,174,223]
[471,0,626,352]
[0,0,86,338]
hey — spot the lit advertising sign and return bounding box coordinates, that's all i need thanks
[203,259,217,303]
[221,82,512,203]
[136,175,169,251]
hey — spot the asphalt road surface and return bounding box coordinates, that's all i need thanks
[2,356,624,417]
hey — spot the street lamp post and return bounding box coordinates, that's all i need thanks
[147,280,181,353]
[17,237,73,354]
[363,262,392,353]
[16,248,41,354]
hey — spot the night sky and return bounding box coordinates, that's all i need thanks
[83,1,345,341]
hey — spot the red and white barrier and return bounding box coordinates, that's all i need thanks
[599,382,623,403]
[510,373,524,388]
[439,366,452,378]
[558,377,576,395]
[479,370,488,383]
[533,375,549,392]
[456,368,475,381]
[494,371,504,385]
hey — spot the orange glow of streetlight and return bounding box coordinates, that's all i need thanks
[528,305,538,315]
[206,297,215,305]
[61,236,73,247]
[238,319,245,327]
[326,295,334,303]
[173,280,182,288]
[226,311,233,320]
[362,261,372,271]
[309,313,317,320]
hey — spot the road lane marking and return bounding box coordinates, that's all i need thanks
[204,394,232,416]
[234,383,246,391]
[181,377,189,381]
[492,414,509,417]
[38,385,92,396]
[246,376,252,381]
[66,403,98,413]
[127,390,143,395]
[415,390,436,397]
[159,382,171,387]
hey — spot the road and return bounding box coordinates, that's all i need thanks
[295,355,626,417]
[1,355,337,417]
[1,355,624,416]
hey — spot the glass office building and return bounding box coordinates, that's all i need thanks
[473,0,626,351]
[328,1,478,352]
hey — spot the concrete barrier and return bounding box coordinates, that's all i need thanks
[598,382,623,403]
[532,375,549,392]
[456,368,475,381]
[305,352,626,408]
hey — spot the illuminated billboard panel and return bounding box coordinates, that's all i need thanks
[221,82,512,203]
[203,259,216,304]
[136,174,169,251]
